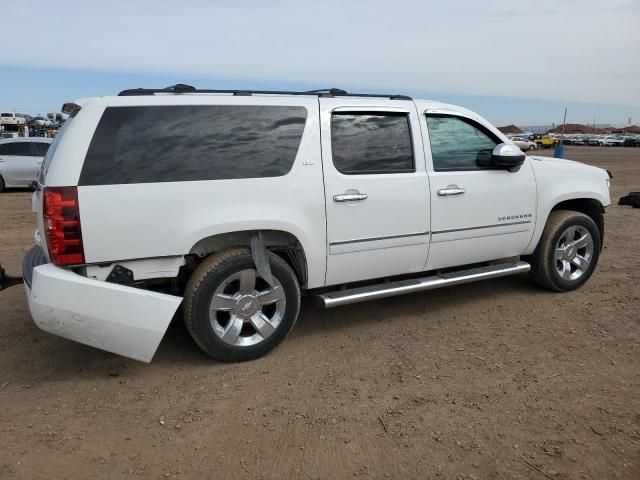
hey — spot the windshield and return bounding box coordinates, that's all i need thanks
[1,113,13,117]
[38,118,72,183]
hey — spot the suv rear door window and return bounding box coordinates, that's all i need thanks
[331,112,414,175]
[0,142,32,156]
[79,105,307,185]
[426,115,498,171]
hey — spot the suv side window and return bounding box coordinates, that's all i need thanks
[426,115,499,171]
[31,142,50,157]
[0,142,32,156]
[331,112,414,175]
[80,105,307,185]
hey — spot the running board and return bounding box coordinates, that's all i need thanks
[315,261,530,308]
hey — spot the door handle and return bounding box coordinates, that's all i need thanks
[333,192,368,202]
[437,185,465,196]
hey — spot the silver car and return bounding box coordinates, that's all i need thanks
[0,138,52,191]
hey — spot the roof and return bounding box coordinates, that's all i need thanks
[117,84,413,101]
[497,125,523,134]
[0,137,52,143]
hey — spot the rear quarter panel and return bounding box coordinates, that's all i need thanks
[76,96,327,288]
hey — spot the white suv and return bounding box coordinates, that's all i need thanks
[0,112,26,127]
[13,85,611,362]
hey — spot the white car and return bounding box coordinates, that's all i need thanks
[0,112,26,127]
[10,85,611,363]
[0,138,52,191]
[600,136,624,147]
[510,136,537,151]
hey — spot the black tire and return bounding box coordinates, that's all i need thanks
[528,145,535,151]
[0,176,5,193]
[183,248,301,362]
[529,210,601,292]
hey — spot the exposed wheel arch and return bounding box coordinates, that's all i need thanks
[188,230,308,287]
[549,198,604,247]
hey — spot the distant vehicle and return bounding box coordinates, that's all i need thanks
[0,138,52,191]
[0,112,26,127]
[529,134,557,149]
[29,116,53,128]
[623,137,639,147]
[599,136,624,147]
[511,136,537,151]
[587,137,601,146]
[572,137,587,146]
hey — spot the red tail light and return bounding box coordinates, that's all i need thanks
[43,187,85,266]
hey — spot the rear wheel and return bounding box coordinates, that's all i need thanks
[183,248,301,362]
[0,176,5,192]
[529,210,601,291]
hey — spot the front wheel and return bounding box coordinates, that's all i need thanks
[183,248,301,361]
[529,210,601,292]
[528,145,535,151]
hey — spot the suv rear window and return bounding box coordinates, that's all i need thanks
[79,105,307,185]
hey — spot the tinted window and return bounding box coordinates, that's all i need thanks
[0,142,32,156]
[32,142,50,156]
[426,115,498,171]
[331,113,414,175]
[39,118,72,183]
[80,105,307,185]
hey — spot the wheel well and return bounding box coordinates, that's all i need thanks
[188,230,308,287]
[550,198,605,243]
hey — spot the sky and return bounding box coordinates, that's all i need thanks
[1,0,639,126]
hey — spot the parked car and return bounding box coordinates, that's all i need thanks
[29,116,53,128]
[511,136,537,151]
[0,112,26,127]
[0,138,52,191]
[529,133,557,149]
[623,137,639,147]
[587,137,601,146]
[572,137,587,146]
[11,85,611,363]
[599,136,625,147]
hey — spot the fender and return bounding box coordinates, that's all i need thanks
[524,156,610,255]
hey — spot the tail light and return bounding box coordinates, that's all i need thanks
[43,186,85,266]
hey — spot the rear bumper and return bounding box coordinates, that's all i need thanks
[23,246,182,362]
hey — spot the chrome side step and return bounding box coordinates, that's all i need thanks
[315,261,530,308]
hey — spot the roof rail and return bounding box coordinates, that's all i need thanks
[117,84,412,100]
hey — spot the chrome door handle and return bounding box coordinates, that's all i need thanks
[333,192,368,202]
[437,185,465,196]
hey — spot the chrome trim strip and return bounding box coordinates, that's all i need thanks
[316,261,531,308]
[330,231,429,247]
[432,220,531,235]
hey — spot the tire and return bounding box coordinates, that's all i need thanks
[528,145,535,151]
[0,176,4,193]
[529,210,601,292]
[183,248,301,362]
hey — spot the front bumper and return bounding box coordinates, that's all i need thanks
[23,246,182,362]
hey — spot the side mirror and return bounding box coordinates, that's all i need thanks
[491,143,526,170]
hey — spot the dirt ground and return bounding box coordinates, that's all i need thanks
[0,146,639,479]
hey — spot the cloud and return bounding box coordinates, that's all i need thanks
[1,0,639,106]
